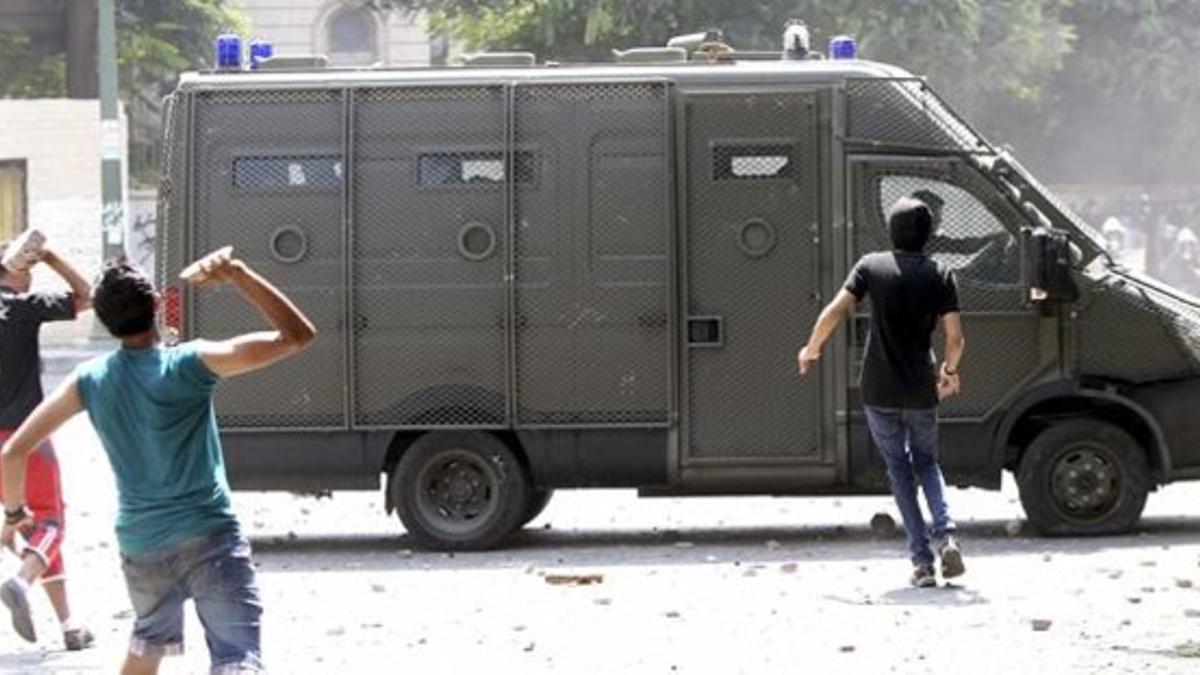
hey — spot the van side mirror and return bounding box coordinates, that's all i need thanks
[1022,203,1079,304]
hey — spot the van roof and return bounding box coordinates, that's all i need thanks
[177,58,915,92]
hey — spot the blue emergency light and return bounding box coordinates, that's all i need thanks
[215,33,243,70]
[830,35,858,60]
[249,39,274,70]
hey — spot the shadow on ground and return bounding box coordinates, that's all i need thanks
[250,516,1200,574]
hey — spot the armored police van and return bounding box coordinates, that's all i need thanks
[155,33,1200,549]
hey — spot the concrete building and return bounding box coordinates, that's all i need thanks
[0,99,125,345]
[237,0,442,67]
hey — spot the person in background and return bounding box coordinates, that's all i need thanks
[797,197,966,588]
[1162,227,1200,297]
[0,241,95,650]
[1,249,314,674]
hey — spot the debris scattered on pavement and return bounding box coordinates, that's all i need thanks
[1172,641,1200,658]
[664,611,681,619]
[1031,619,1053,632]
[370,583,386,593]
[1127,597,1142,604]
[870,513,897,539]
[839,645,855,653]
[780,562,799,574]
[544,573,604,586]
[1184,609,1200,619]
[1176,579,1194,589]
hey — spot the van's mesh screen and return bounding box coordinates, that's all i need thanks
[513,82,672,425]
[191,89,348,429]
[846,78,989,153]
[351,85,509,427]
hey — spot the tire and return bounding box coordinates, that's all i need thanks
[1017,419,1151,536]
[521,488,555,527]
[391,431,531,550]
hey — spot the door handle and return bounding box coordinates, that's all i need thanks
[687,316,723,347]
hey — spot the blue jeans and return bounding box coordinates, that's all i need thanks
[120,528,263,672]
[863,405,956,566]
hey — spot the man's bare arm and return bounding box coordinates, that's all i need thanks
[191,251,317,378]
[939,312,966,398]
[942,312,965,373]
[797,289,858,376]
[41,249,92,313]
[1,377,84,515]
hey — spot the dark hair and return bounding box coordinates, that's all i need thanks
[910,189,945,212]
[93,260,156,337]
[888,197,934,252]
[0,243,8,275]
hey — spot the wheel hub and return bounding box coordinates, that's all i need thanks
[422,455,495,525]
[1051,446,1120,520]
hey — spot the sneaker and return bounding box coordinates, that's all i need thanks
[63,626,95,651]
[911,564,937,588]
[939,537,966,579]
[0,578,36,643]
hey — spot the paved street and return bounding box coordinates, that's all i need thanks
[3,411,1200,673]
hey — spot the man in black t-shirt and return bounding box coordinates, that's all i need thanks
[0,242,95,650]
[798,197,967,588]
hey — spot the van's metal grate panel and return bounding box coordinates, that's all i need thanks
[352,85,509,427]
[684,92,822,459]
[155,95,187,302]
[191,89,348,429]
[1075,274,1200,382]
[513,82,672,425]
[846,79,988,153]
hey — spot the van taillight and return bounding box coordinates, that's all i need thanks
[164,285,183,335]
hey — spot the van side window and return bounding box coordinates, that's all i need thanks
[233,155,343,190]
[418,151,536,187]
[713,143,794,181]
[879,175,1020,285]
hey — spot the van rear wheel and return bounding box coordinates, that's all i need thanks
[1017,420,1150,536]
[392,431,531,550]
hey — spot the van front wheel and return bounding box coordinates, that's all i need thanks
[1017,420,1150,536]
[392,432,531,550]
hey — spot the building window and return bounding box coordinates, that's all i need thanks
[0,160,28,242]
[324,4,381,65]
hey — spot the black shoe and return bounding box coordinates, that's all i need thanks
[63,626,95,651]
[1,578,36,643]
[938,537,966,579]
[911,564,937,588]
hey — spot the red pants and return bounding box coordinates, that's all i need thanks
[0,429,66,580]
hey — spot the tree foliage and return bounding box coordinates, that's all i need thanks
[415,0,1200,183]
[0,32,67,98]
[0,0,247,100]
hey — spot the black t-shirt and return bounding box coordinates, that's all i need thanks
[845,252,960,409]
[0,286,75,428]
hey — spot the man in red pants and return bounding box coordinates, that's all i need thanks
[0,242,94,650]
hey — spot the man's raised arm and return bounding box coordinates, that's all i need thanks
[41,248,92,313]
[188,249,317,379]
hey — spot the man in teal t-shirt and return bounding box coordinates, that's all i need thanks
[1,250,315,674]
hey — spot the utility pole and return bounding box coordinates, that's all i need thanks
[97,0,125,264]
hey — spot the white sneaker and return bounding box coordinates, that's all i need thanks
[1,577,36,642]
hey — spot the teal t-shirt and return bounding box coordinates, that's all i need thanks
[74,342,238,555]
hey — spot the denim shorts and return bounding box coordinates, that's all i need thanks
[120,528,263,672]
